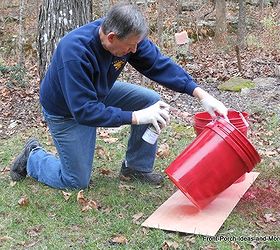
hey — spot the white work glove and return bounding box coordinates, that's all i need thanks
[133,101,170,133]
[201,96,228,120]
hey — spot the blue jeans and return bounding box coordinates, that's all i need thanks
[27,81,160,189]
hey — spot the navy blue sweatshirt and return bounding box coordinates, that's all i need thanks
[40,19,198,127]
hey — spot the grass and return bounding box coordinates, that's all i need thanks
[0,116,279,249]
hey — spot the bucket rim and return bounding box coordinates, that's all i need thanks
[206,119,261,170]
[194,111,249,122]
[209,125,256,171]
[164,169,202,209]
[218,121,261,163]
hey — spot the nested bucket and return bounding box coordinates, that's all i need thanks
[165,119,261,209]
[193,110,249,136]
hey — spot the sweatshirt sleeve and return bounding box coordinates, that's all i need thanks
[57,60,132,127]
[128,38,198,96]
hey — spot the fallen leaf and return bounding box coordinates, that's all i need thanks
[109,235,128,245]
[10,181,17,187]
[95,146,110,160]
[255,221,265,228]
[98,130,110,138]
[88,200,98,210]
[183,235,196,248]
[101,207,112,214]
[103,137,119,143]
[62,191,72,201]
[202,245,217,250]
[18,197,29,206]
[77,190,87,206]
[0,166,10,174]
[263,150,277,157]
[0,236,13,242]
[26,226,43,237]
[77,190,99,212]
[231,241,241,250]
[132,212,144,224]
[161,240,179,249]
[24,240,40,248]
[99,168,113,176]
[119,175,131,181]
[119,184,135,191]
[157,143,170,158]
[266,130,274,136]
[141,227,149,235]
[264,213,277,223]
[81,204,93,212]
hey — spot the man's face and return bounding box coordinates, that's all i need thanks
[106,33,143,57]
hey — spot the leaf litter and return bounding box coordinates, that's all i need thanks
[76,190,99,212]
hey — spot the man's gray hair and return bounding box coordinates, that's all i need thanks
[101,3,148,39]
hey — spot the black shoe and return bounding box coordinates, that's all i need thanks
[120,162,164,185]
[10,138,41,181]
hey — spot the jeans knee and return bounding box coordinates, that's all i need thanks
[146,90,161,106]
[64,177,90,189]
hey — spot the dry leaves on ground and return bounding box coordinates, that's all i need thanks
[103,137,119,144]
[18,196,29,206]
[231,242,241,250]
[132,212,144,224]
[95,145,111,160]
[62,191,72,201]
[157,143,170,158]
[76,190,99,212]
[99,168,113,176]
[119,183,135,191]
[161,240,179,250]
[109,235,128,245]
[263,213,277,223]
[0,236,13,243]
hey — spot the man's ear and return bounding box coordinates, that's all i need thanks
[107,32,116,43]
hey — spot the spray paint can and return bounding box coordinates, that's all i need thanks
[142,124,159,144]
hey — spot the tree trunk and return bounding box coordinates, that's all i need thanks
[157,0,164,48]
[237,0,246,49]
[258,0,265,11]
[215,0,227,45]
[102,0,110,16]
[37,0,93,79]
[18,0,25,66]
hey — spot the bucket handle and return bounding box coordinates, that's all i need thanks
[215,109,249,128]
[229,108,249,128]
[238,111,249,128]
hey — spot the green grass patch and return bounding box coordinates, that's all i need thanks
[0,118,279,249]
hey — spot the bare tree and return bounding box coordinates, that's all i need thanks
[258,0,265,11]
[157,0,164,48]
[215,0,227,45]
[18,0,25,66]
[237,0,246,49]
[102,0,111,16]
[37,0,93,78]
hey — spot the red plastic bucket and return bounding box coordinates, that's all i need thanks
[193,110,249,136]
[165,119,261,209]
[194,110,249,183]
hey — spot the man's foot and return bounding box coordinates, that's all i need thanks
[10,138,41,181]
[120,162,164,185]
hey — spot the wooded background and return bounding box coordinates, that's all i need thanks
[1,0,279,80]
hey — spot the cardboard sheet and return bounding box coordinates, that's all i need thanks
[142,172,259,236]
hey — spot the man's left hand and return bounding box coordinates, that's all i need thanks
[200,95,228,119]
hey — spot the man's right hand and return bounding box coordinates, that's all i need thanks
[132,101,170,133]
